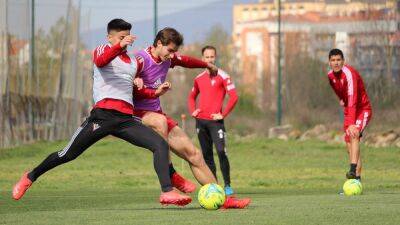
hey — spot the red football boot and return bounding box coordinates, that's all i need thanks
[171,172,196,193]
[12,172,33,200]
[222,196,251,209]
[159,189,192,206]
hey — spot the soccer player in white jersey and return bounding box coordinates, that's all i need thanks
[12,19,191,206]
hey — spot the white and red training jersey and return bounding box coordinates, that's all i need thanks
[188,69,238,120]
[327,64,372,125]
[91,43,153,114]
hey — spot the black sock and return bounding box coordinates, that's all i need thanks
[350,164,357,173]
[169,163,176,177]
[356,176,361,181]
[27,171,36,182]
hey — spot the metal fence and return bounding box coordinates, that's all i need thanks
[0,0,92,148]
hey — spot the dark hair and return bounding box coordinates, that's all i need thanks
[107,19,132,33]
[153,27,184,47]
[201,45,217,55]
[329,48,344,60]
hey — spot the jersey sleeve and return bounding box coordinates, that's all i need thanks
[345,69,359,125]
[187,79,200,114]
[135,55,144,76]
[93,43,123,68]
[170,54,208,68]
[133,86,157,99]
[221,76,238,117]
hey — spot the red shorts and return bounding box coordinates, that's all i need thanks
[132,109,178,133]
[343,109,372,143]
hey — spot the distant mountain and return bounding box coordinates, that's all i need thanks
[81,0,257,49]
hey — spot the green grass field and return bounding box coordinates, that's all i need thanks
[1,137,399,225]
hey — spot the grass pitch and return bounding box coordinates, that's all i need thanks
[1,137,399,225]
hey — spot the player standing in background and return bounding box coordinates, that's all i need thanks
[327,48,372,181]
[188,45,238,195]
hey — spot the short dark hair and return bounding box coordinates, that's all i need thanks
[201,45,217,55]
[329,48,344,60]
[107,19,132,33]
[153,27,184,47]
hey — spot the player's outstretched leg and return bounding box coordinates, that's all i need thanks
[141,112,196,193]
[111,118,192,205]
[168,126,217,185]
[12,116,109,200]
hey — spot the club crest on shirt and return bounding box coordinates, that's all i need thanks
[151,78,162,88]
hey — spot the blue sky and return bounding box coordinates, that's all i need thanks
[7,0,257,45]
[80,0,222,30]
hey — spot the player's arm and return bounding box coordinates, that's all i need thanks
[93,36,135,67]
[133,82,171,99]
[93,44,123,67]
[133,87,157,99]
[188,79,201,117]
[346,70,359,138]
[171,54,218,74]
[346,72,358,125]
[221,77,238,118]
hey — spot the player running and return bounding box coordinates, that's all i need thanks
[327,48,372,181]
[132,28,250,208]
[12,19,191,206]
[187,45,238,196]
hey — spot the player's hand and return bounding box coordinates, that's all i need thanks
[211,113,223,120]
[339,100,344,106]
[133,77,144,90]
[192,109,201,117]
[207,63,218,75]
[119,35,136,48]
[155,81,171,97]
[346,125,360,139]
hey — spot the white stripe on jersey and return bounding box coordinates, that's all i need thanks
[342,66,354,105]
[96,45,101,57]
[218,69,230,80]
[227,84,235,91]
[361,111,369,131]
[99,45,106,56]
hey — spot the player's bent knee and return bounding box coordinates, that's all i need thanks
[150,119,168,134]
[350,135,360,142]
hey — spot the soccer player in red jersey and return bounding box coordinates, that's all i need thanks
[327,49,372,180]
[188,46,238,195]
[12,19,191,206]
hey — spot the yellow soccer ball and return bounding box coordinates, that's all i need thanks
[198,183,226,210]
[343,179,363,196]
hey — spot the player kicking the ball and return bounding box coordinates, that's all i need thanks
[132,28,250,209]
